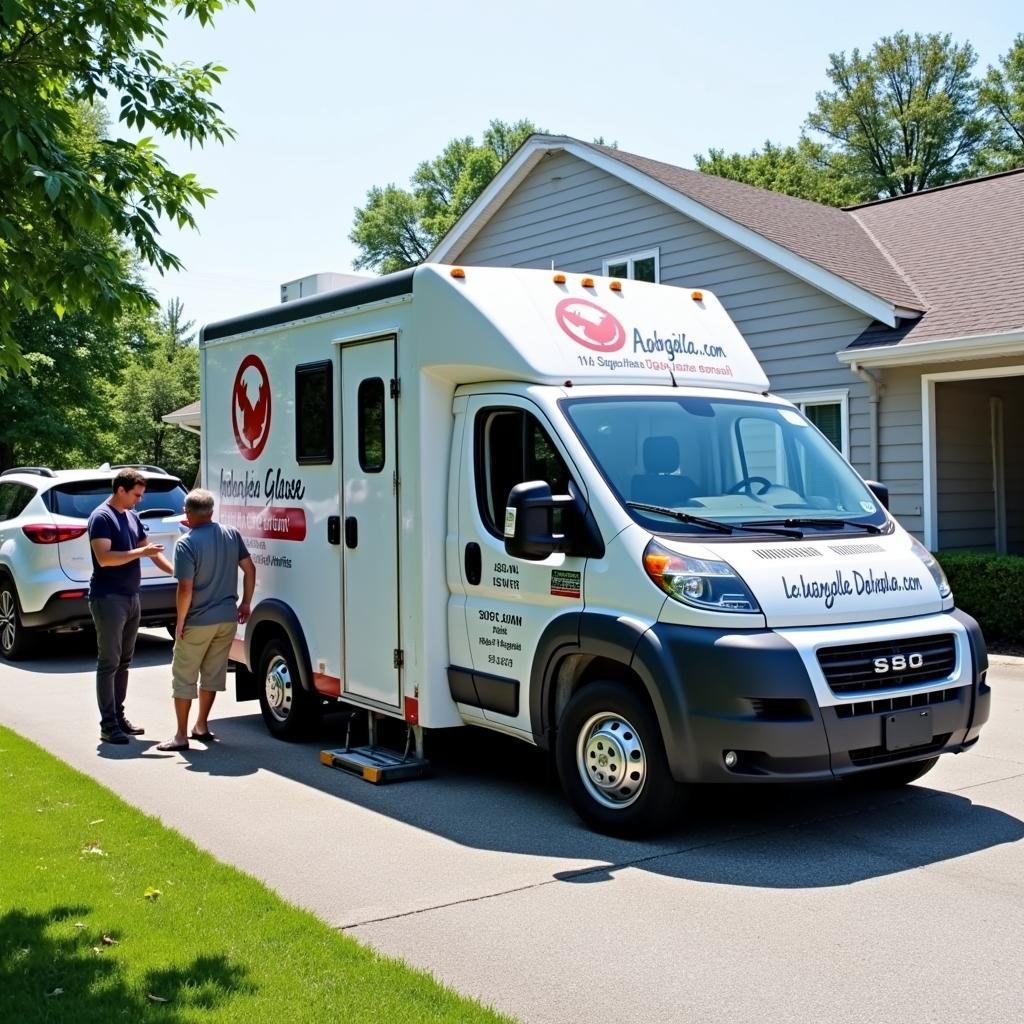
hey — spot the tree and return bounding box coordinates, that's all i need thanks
[806,32,987,198]
[0,304,128,472]
[977,34,1024,171]
[694,137,869,207]
[113,299,200,483]
[0,0,253,377]
[350,119,540,274]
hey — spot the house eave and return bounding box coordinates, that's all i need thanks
[838,328,1024,368]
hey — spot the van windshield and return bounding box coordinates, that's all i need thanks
[562,395,889,536]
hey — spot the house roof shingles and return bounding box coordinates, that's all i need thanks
[849,170,1024,345]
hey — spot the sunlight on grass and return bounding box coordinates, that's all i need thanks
[0,726,515,1023]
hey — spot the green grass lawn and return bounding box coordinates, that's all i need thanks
[0,725,515,1023]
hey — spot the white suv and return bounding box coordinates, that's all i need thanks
[0,465,187,660]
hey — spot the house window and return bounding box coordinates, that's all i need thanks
[783,390,849,456]
[602,248,659,283]
[295,361,334,465]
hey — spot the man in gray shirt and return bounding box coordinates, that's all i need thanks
[157,489,256,751]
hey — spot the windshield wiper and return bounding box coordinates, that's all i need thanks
[751,517,883,535]
[627,502,802,538]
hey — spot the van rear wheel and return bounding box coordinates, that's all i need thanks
[257,637,315,740]
[555,680,686,836]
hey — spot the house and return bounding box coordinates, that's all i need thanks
[429,135,1024,555]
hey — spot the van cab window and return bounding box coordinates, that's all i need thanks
[476,408,571,536]
[563,395,888,536]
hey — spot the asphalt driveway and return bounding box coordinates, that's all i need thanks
[2,630,1022,1024]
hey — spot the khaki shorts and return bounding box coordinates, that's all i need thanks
[171,621,237,700]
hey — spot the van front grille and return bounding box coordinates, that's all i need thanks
[817,634,957,695]
[834,686,964,719]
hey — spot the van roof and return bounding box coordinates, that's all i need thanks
[202,265,770,394]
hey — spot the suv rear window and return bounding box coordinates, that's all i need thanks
[47,479,187,520]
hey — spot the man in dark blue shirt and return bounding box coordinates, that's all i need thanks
[88,468,174,744]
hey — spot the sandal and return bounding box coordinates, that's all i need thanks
[156,739,189,752]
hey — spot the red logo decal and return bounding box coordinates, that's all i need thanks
[232,355,271,461]
[554,298,626,352]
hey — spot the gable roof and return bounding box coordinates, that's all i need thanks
[586,143,925,312]
[430,135,920,328]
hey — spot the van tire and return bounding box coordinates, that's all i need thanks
[555,680,686,836]
[0,580,36,661]
[847,756,940,790]
[257,637,315,740]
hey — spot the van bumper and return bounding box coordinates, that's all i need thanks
[632,608,988,784]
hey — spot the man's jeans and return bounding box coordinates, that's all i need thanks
[90,594,141,733]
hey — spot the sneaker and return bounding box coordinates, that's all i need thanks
[100,729,130,745]
[118,718,145,735]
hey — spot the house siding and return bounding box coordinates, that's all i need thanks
[456,151,875,473]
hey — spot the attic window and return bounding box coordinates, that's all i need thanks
[603,248,659,283]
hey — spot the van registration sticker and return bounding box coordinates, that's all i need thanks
[504,507,517,537]
[551,570,581,599]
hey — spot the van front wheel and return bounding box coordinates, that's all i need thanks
[555,680,686,836]
[257,637,315,740]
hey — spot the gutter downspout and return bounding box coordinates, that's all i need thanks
[850,362,883,481]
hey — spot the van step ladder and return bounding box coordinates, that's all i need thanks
[320,712,428,784]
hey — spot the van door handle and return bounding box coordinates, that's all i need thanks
[327,516,341,545]
[345,517,358,548]
[465,542,481,585]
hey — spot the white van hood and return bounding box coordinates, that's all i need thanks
[661,530,945,627]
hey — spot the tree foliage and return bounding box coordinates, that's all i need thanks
[112,298,200,484]
[978,34,1024,170]
[694,137,869,207]
[805,32,988,198]
[0,0,253,376]
[350,119,540,274]
[0,291,199,482]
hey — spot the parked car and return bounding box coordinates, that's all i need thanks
[0,465,187,659]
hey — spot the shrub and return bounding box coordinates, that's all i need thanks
[935,551,1024,644]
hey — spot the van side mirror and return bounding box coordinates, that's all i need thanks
[865,480,889,510]
[503,480,604,561]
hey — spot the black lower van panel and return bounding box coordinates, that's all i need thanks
[620,618,983,785]
[448,666,519,718]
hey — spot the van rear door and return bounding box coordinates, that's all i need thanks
[339,337,401,708]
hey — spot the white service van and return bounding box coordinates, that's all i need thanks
[200,265,989,834]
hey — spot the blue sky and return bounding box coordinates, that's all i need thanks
[138,0,1022,334]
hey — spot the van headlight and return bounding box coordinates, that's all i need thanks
[910,538,952,599]
[642,540,760,613]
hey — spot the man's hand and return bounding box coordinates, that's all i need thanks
[142,542,165,557]
[237,602,252,625]
[175,618,186,641]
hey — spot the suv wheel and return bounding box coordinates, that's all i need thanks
[0,580,36,661]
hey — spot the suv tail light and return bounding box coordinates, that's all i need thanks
[22,524,88,544]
